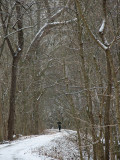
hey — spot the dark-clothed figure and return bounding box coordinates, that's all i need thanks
[57,121,62,132]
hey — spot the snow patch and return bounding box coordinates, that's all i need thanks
[99,19,105,33]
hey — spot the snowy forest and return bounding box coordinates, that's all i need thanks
[0,0,120,159]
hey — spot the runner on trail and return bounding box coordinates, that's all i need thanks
[57,121,62,132]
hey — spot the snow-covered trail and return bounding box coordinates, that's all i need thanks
[0,130,63,160]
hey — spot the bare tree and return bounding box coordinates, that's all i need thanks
[0,0,24,140]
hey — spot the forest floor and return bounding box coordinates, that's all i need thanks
[0,129,82,160]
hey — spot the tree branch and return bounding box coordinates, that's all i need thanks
[25,0,73,56]
[75,0,108,50]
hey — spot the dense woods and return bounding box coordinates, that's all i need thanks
[0,0,120,159]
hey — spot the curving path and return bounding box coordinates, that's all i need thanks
[0,130,63,160]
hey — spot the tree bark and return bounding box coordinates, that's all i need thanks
[8,58,18,140]
[104,56,112,160]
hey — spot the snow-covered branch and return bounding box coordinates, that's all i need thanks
[49,0,71,22]
[4,25,36,38]
[25,0,73,57]
[48,18,77,27]
[26,17,76,56]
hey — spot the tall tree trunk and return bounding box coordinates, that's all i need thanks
[7,1,24,140]
[75,4,97,159]
[104,56,112,160]
[0,65,3,141]
[8,58,18,140]
[0,95,3,141]
[99,1,112,158]
[32,0,41,135]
